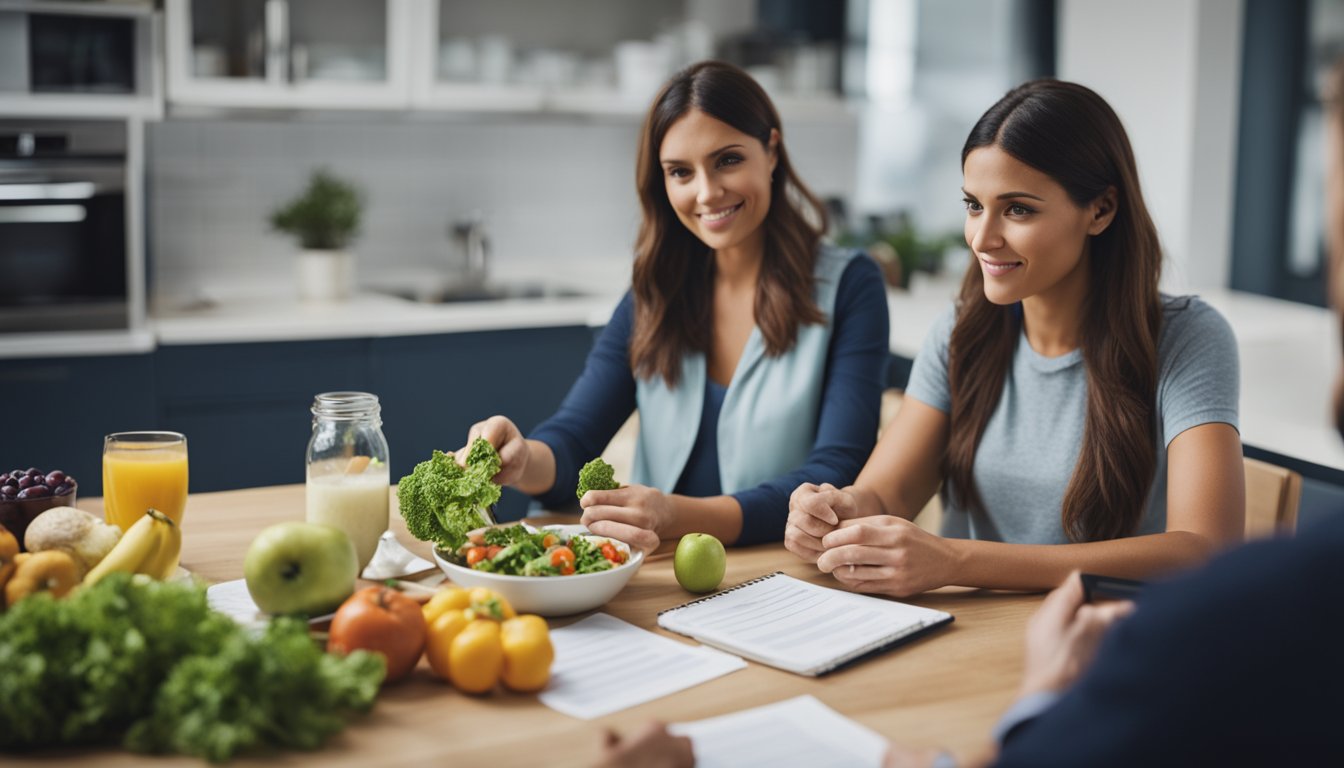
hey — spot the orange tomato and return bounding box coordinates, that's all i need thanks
[328,586,427,683]
[550,546,575,572]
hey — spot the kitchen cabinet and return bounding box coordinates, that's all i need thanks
[164,0,850,118]
[145,325,591,518]
[415,0,848,117]
[164,0,413,110]
[155,338,372,494]
[2,352,157,499]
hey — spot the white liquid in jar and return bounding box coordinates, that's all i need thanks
[306,468,390,571]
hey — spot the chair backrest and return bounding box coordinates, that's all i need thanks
[1243,457,1301,539]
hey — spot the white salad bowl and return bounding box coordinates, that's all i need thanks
[432,524,644,616]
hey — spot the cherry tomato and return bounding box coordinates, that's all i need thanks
[550,546,575,571]
[466,546,488,566]
[600,542,619,563]
[485,545,503,559]
[541,533,559,549]
[328,586,427,683]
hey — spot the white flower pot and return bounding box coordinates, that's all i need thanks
[296,249,353,302]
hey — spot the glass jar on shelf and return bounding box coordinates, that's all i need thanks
[305,391,390,572]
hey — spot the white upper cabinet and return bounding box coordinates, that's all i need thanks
[165,0,849,117]
[165,0,413,110]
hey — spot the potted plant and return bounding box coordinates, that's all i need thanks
[270,169,363,302]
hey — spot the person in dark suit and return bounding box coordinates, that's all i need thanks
[598,59,1344,768]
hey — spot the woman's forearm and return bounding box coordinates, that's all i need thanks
[948,530,1221,591]
[662,494,745,546]
[513,439,558,497]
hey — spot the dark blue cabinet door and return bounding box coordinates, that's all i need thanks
[370,326,592,519]
[156,339,371,493]
[0,354,157,497]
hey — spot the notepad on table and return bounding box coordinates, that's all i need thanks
[656,572,953,676]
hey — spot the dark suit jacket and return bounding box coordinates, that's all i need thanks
[995,513,1344,766]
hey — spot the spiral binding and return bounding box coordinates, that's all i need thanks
[656,571,786,617]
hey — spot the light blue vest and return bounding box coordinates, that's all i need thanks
[631,247,859,494]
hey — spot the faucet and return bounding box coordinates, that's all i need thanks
[451,212,490,288]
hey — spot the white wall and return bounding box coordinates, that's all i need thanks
[145,111,857,305]
[1058,0,1243,292]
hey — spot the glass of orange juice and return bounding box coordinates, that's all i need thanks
[102,431,189,532]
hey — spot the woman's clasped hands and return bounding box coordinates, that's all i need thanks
[786,483,961,597]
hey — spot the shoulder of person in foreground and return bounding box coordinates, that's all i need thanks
[993,513,1344,767]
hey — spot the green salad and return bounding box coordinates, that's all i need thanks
[448,524,631,577]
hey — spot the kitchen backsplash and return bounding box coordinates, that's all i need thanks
[145,113,857,306]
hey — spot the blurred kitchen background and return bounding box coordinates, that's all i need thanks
[4,0,1343,524]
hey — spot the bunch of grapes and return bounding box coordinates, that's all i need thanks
[0,467,76,501]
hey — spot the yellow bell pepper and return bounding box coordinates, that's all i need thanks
[500,615,554,692]
[447,619,504,694]
[424,608,472,681]
[467,586,516,620]
[422,586,471,625]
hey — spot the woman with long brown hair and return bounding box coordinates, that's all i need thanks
[785,79,1245,595]
[461,61,889,554]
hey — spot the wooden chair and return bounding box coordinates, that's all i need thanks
[1243,457,1301,539]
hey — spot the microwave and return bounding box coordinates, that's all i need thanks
[0,120,131,333]
[0,3,155,97]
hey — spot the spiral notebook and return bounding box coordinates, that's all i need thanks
[656,572,954,677]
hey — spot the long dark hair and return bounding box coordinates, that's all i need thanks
[630,61,827,386]
[949,79,1163,542]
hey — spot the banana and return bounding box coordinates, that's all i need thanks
[139,510,181,580]
[83,510,163,587]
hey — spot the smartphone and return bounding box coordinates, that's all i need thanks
[1080,573,1145,603]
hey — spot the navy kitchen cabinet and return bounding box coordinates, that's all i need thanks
[156,339,372,493]
[370,325,593,520]
[1,353,157,497]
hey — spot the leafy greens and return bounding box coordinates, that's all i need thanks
[398,439,503,551]
[0,573,384,762]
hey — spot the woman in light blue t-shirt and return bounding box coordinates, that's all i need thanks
[786,79,1246,597]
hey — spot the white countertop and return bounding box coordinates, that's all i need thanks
[151,291,622,346]
[890,274,1344,476]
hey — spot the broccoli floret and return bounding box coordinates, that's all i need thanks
[397,441,503,551]
[576,457,619,500]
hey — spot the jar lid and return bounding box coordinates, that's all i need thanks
[312,391,381,420]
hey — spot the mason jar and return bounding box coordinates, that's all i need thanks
[305,391,390,571]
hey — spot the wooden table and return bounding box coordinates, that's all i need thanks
[44,486,1043,766]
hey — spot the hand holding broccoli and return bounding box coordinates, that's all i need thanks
[398,438,503,552]
[577,457,620,500]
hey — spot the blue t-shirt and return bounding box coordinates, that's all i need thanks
[904,295,1239,543]
[529,255,890,544]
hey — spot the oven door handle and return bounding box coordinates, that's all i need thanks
[0,205,87,223]
[0,181,97,200]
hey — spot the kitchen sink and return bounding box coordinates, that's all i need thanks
[381,281,591,304]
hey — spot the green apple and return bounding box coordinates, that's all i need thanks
[674,532,726,593]
[243,521,358,616]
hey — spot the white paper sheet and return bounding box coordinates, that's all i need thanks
[669,695,890,768]
[205,578,335,628]
[537,613,746,720]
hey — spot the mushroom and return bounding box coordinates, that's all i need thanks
[23,506,122,580]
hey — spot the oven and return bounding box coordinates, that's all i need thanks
[0,120,131,333]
